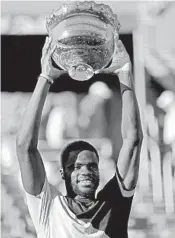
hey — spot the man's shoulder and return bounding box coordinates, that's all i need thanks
[97,173,135,202]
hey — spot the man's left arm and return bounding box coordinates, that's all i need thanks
[117,65,143,193]
[96,40,143,195]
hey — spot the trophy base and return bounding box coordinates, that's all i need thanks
[68,63,94,81]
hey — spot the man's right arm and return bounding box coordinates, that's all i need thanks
[16,77,51,196]
[16,37,63,196]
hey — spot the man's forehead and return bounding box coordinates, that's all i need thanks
[76,150,98,162]
[65,150,98,168]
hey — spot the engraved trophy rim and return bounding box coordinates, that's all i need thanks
[46,1,121,35]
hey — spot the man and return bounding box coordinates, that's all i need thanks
[16,36,143,238]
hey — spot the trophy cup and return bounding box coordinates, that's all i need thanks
[46,1,120,81]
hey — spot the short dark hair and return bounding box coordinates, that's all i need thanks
[60,140,99,170]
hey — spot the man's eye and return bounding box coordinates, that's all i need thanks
[74,165,81,170]
[90,164,98,170]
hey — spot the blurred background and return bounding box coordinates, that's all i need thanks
[1,1,175,238]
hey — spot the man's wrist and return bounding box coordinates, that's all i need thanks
[39,73,54,85]
[120,83,132,95]
[118,69,132,88]
[118,69,131,77]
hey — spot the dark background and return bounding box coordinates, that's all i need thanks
[1,34,133,93]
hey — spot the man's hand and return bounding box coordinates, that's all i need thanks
[95,40,131,75]
[41,36,67,81]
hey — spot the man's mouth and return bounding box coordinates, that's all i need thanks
[78,177,94,186]
[79,180,93,185]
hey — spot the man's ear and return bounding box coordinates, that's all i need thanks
[60,168,65,180]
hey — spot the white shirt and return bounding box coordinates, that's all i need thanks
[26,174,135,238]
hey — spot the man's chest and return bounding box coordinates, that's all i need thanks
[45,196,128,237]
[46,197,110,238]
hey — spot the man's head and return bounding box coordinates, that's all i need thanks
[60,141,100,199]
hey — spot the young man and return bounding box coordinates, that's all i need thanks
[16,37,143,238]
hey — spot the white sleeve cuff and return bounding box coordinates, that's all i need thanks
[116,172,135,197]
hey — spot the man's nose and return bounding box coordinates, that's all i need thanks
[80,165,90,174]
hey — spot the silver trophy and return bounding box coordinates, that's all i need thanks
[46,1,120,81]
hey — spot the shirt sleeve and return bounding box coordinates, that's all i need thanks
[97,172,135,222]
[97,168,135,202]
[25,178,57,233]
[115,166,135,198]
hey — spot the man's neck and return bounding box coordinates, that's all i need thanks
[74,195,95,203]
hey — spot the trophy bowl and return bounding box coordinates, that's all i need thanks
[46,1,120,81]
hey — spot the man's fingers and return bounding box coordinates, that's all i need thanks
[94,68,111,74]
[120,62,131,72]
[118,40,127,53]
[95,66,121,75]
[50,43,57,56]
[59,70,69,77]
[42,37,49,50]
[42,36,52,56]
[94,39,131,76]
[118,40,122,47]
[46,43,56,66]
[42,38,48,57]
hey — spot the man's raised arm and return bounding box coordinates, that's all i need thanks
[96,40,143,192]
[16,37,64,196]
[117,63,143,191]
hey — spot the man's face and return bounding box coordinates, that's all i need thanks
[64,150,100,198]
